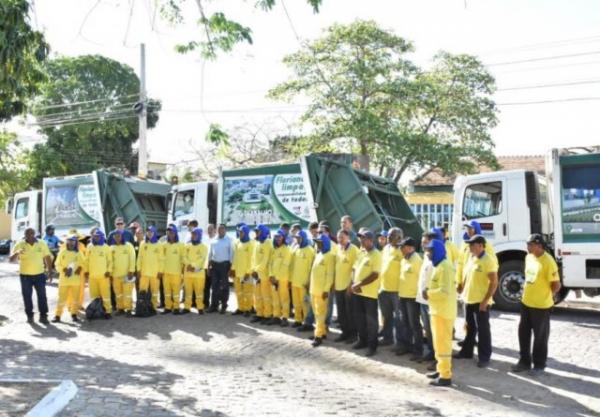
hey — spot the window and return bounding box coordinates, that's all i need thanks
[173,190,195,219]
[15,198,29,219]
[463,182,502,219]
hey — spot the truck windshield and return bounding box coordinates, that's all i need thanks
[174,190,194,219]
[463,181,502,220]
[561,164,600,241]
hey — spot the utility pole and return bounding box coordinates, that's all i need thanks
[138,43,148,178]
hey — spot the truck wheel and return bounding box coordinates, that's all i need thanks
[494,259,525,312]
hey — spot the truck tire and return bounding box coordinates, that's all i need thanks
[494,259,525,312]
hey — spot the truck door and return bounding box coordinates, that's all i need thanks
[461,180,508,244]
[11,192,40,240]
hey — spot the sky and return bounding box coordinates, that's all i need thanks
[11,0,600,166]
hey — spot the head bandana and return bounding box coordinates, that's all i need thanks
[296,230,309,248]
[273,229,287,248]
[255,224,270,243]
[463,220,482,241]
[238,224,250,243]
[316,233,331,254]
[191,227,203,245]
[146,226,159,243]
[67,235,79,252]
[428,239,447,266]
[92,230,106,246]
[431,227,445,242]
[167,224,179,243]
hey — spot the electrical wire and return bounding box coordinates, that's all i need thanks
[35,102,139,122]
[480,34,600,56]
[32,94,139,111]
[486,50,600,67]
[497,78,600,92]
[497,96,600,106]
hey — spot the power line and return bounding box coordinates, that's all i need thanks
[33,94,139,111]
[35,102,138,121]
[497,78,600,92]
[486,50,600,67]
[497,96,600,106]
[281,0,302,42]
[492,59,600,74]
[480,34,600,56]
[33,112,137,128]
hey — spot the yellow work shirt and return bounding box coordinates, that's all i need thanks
[445,241,459,265]
[56,249,85,286]
[381,245,402,292]
[353,248,382,299]
[162,242,185,275]
[137,241,163,277]
[252,240,273,275]
[463,252,498,304]
[334,243,359,291]
[232,240,254,278]
[270,245,292,281]
[522,252,559,309]
[85,244,112,277]
[13,239,51,275]
[399,252,423,298]
[185,243,208,273]
[290,245,315,288]
[309,251,335,296]
[427,259,457,320]
[111,242,136,278]
[456,241,498,287]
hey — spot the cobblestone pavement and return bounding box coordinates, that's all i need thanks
[0,262,598,417]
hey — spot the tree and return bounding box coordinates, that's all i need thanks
[28,55,161,187]
[269,20,499,179]
[0,0,49,122]
[159,0,322,58]
[0,132,32,207]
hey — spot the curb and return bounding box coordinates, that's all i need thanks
[25,379,78,417]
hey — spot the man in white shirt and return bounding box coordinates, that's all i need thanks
[208,224,234,313]
[204,224,217,310]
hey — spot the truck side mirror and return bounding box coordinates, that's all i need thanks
[5,198,13,215]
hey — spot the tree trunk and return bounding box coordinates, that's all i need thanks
[356,141,370,171]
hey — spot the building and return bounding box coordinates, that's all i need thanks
[406,156,546,232]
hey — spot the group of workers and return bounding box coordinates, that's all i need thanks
[10,214,561,387]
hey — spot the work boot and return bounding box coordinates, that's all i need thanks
[250,315,263,323]
[219,306,227,314]
[232,309,243,316]
[296,324,314,332]
[395,346,409,356]
[429,378,452,387]
[161,309,172,315]
[365,348,377,357]
[181,309,191,314]
[51,316,61,323]
[452,352,473,359]
[352,341,368,350]
[72,315,80,322]
[39,315,50,325]
[510,362,531,373]
[280,319,289,327]
[197,309,204,315]
[173,309,181,315]
[477,360,490,368]
[312,337,323,348]
[426,371,440,379]
[104,313,112,320]
[243,311,251,318]
[292,321,302,328]
[26,316,34,324]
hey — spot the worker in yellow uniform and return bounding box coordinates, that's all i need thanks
[110,230,136,316]
[511,234,561,375]
[309,233,335,347]
[454,234,498,367]
[161,225,185,314]
[52,234,85,322]
[432,227,459,266]
[268,229,292,326]
[231,224,255,316]
[84,229,113,319]
[333,229,359,343]
[290,230,315,327]
[351,228,382,357]
[137,226,163,309]
[378,227,402,347]
[183,227,208,314]
[424,239,456,387]
[397,236,424,360]
[250,224,273,323]
[456,220,498,286]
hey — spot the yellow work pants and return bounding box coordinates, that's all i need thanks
[254,272,272,318]
[139,275,160,309]
[113,277,135,311]
[312,295,328,338]
[234,276,254,312]
[55,285,79,317]
[291,286,308,323]
[272,280,290,319]
[89,276,112,314]
[66,274,85,308]
[431,315,454,379]
[184,271,206,310]
[163,273,182,310]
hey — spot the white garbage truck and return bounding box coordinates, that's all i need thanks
[452,147,600,311]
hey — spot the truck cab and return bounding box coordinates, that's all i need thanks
[8,190,42,243]
[452,169,551,310]
[168,182,217,243]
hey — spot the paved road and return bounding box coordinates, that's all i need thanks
[0,261,598,417]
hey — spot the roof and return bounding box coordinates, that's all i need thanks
[412,155,546,187]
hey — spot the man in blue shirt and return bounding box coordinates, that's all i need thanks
[208,223,234,314]
[107,217,135,246]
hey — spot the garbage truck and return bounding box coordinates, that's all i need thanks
[8,170,171,242]
[452,147,600,311]
[169,153,423,243]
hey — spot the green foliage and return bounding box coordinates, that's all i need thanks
[0,0,49,122]
[205,123,230,145]
[28,55,161,187]
[0,132,32,206]
[269,20,499,180]
[160,0,322,59]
